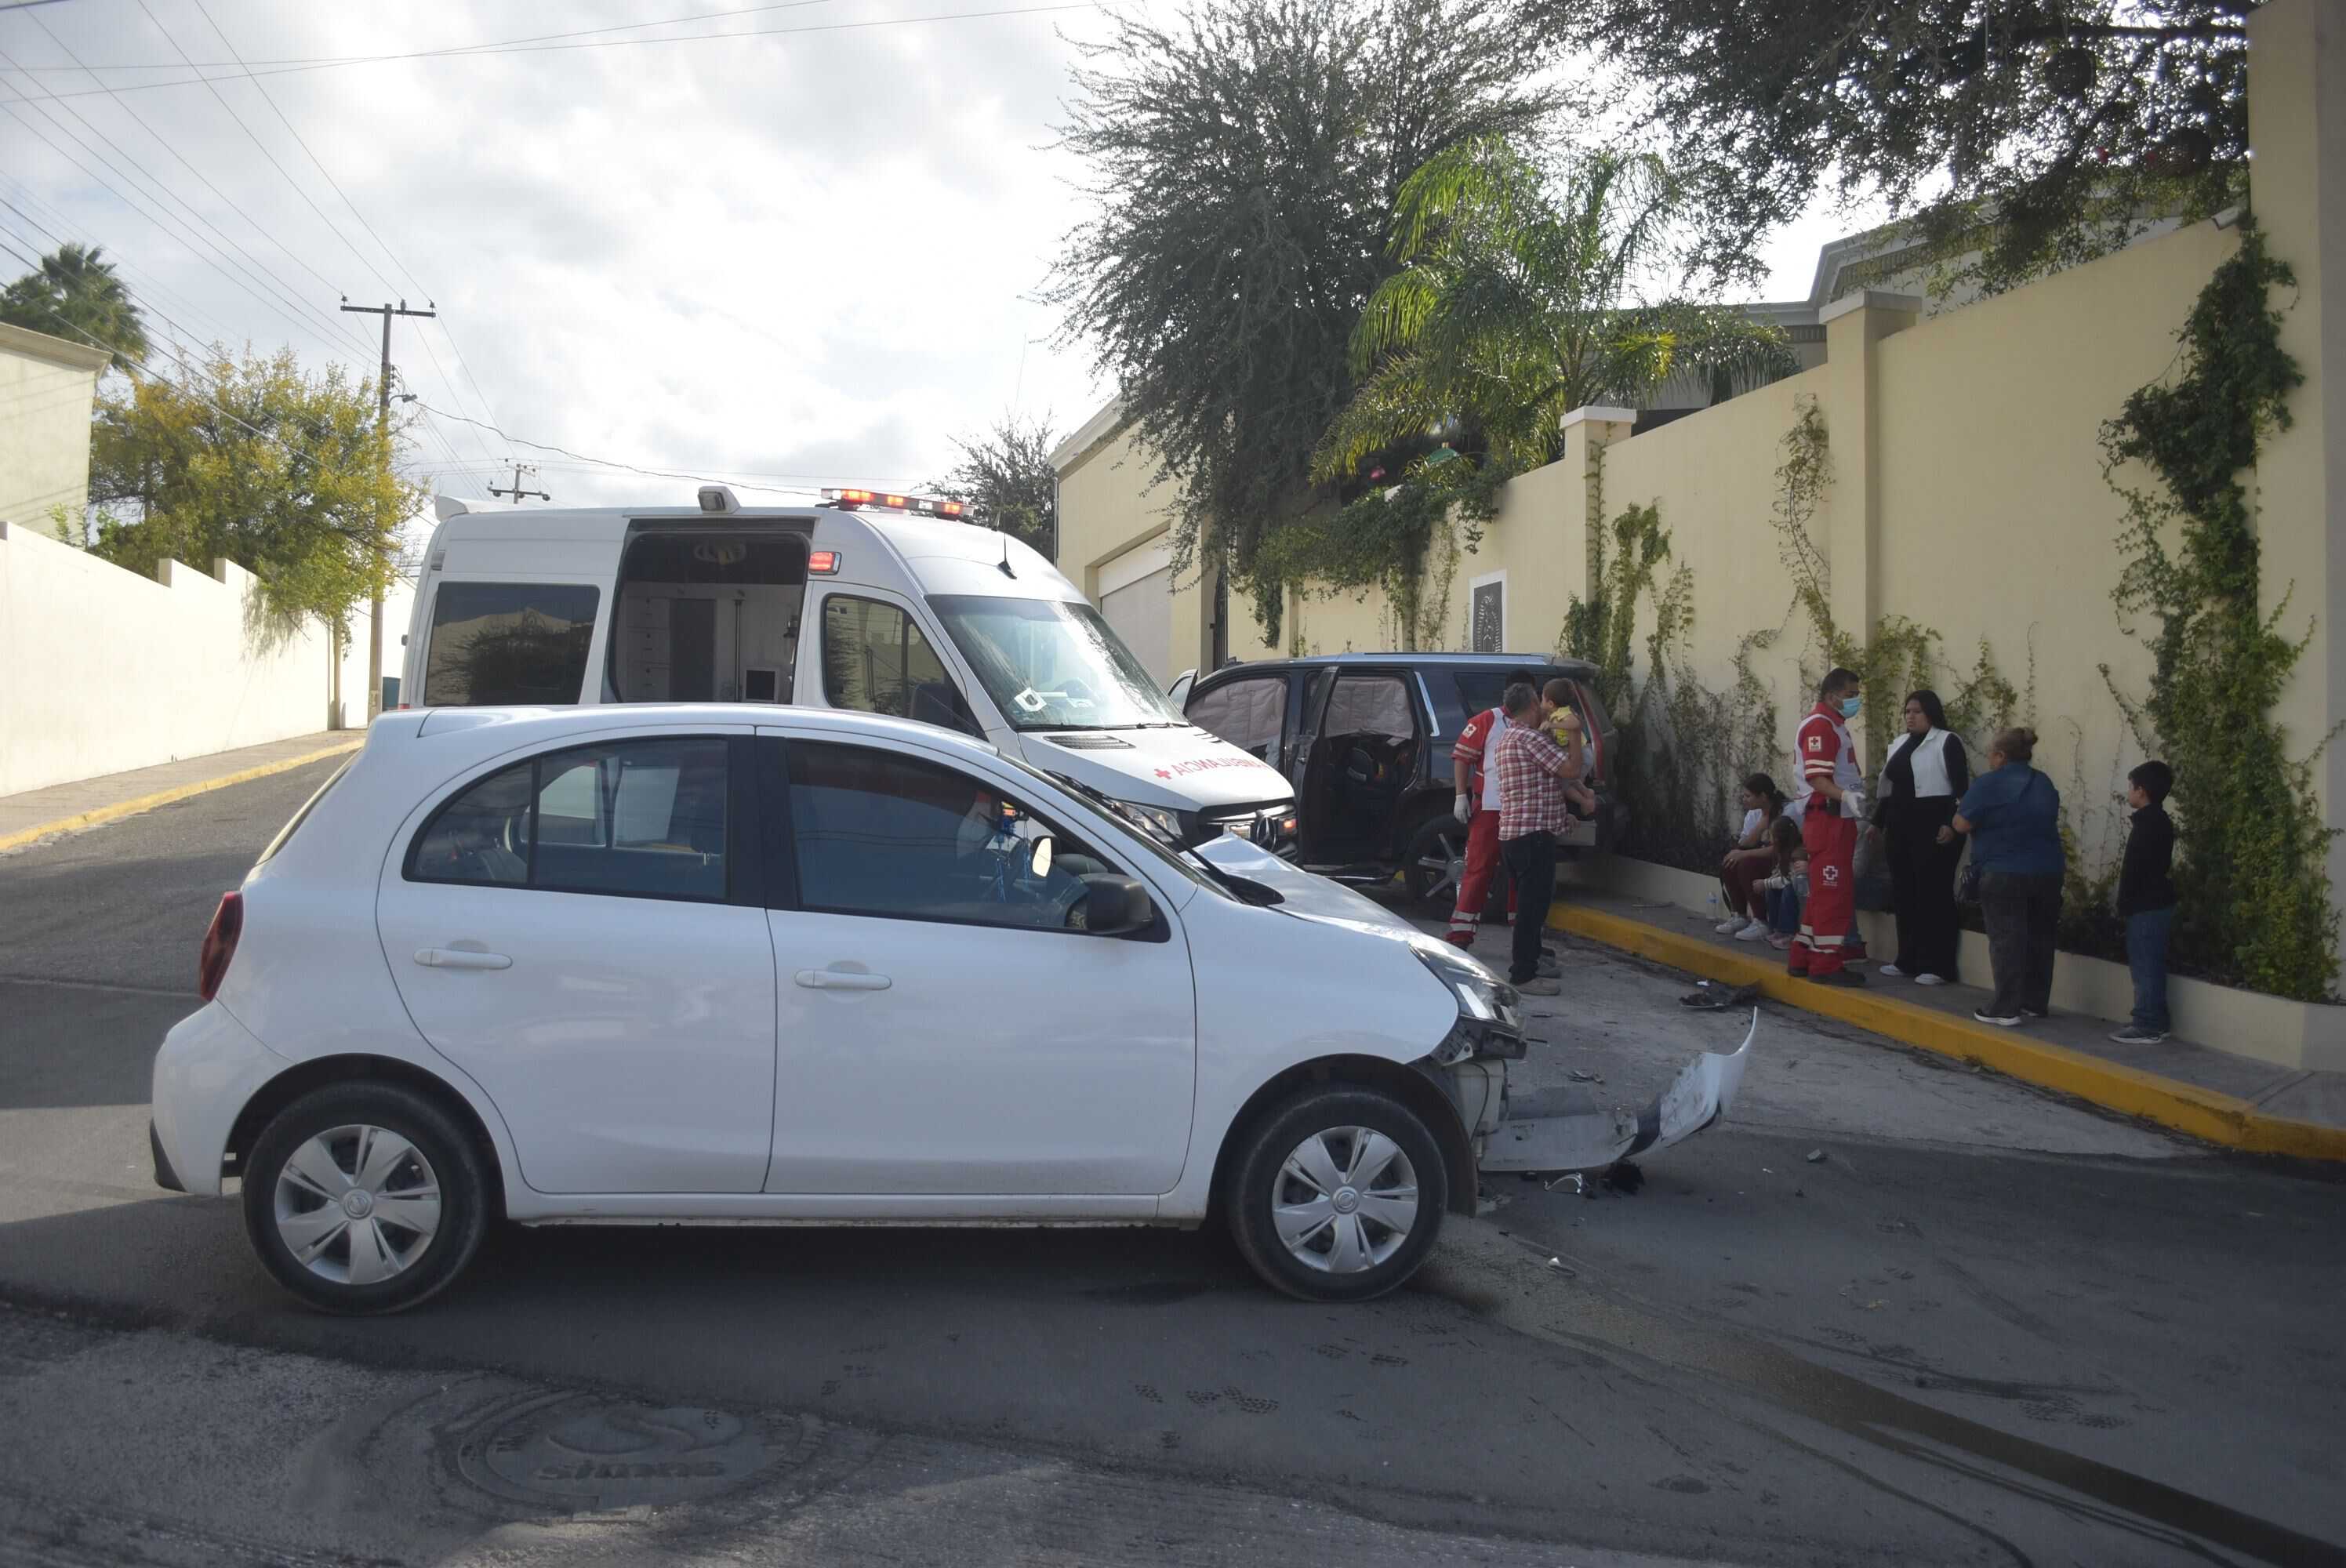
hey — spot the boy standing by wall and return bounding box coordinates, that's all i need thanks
[2111,760,2178,1045]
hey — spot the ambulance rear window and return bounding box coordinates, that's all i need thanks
[421,583,601,706]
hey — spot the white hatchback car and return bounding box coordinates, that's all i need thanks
[150,703,1543,1314]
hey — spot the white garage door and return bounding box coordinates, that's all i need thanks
[1098,544,1174,688]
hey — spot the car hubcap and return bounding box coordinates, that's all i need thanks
[1273,1126,1418,1274]
[274,1124,441,1286]
[1415,831,1465,906]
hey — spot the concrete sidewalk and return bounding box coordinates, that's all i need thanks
[0,732,361,852]
[1548,888,2346,1162]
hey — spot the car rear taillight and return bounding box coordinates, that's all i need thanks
[198,891,243,1001]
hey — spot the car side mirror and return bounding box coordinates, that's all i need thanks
[1082,875,1155,937]
[1029,834,1054,878]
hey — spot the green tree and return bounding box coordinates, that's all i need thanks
[1313,136,1796,482]
[0,241,151,374]
[1047,0,1554,592]
[924,413,1059,555]
[85,346,422,639]
[1537,0,2255,294]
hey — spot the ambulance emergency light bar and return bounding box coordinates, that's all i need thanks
[821,488,966,519]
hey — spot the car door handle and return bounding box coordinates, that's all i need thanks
[794,968,891,992]
[414,948,513,971]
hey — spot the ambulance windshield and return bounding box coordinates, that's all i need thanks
[928,595,1186,732]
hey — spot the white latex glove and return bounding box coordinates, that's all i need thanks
[1842,789,1867,822]
[1453,793,1472,824]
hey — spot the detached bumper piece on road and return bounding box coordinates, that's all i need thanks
[1480,1010,1754,1176]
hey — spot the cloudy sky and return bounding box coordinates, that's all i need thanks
[2,0,1858,524]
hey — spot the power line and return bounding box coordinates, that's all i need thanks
[410,400,831,497]
[0,4,1102,104]
[1,175,263,353]
[16,7,352,304]
[175,1,511,466]
[123,0,397,299]
[17,1,839,74]
[0,46,375,361]
[0,190,240,354]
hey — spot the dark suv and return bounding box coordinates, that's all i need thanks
[1175,653,1618,911]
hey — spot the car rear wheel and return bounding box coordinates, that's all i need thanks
[1226,1087,1447,1303]
[241,1082,488,1316]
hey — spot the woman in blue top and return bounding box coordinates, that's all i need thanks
[1948,727,2065,1026]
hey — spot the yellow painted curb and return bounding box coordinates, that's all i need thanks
[1552,902,2346,1163]
[0,740,362,854]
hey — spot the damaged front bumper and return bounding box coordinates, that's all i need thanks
[1446,1008,1756,1178]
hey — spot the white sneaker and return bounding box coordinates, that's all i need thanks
[1714,917,1743,935]
[1734,919,1769,941]
[1913,973,1946,986]
[1877,963,1904,978]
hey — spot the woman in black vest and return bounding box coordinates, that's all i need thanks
[1868,689,1970,985]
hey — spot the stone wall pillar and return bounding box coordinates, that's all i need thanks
[1818,291,1924,657]
[1556,405,1638,608]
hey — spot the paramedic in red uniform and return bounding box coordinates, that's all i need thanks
[1791,668,1868,986]
[1444,670,1541,948]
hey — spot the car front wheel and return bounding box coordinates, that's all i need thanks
[1227,1087,1447,1303]
[241,1082,489,1316]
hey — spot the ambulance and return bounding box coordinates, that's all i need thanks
[398,485,1298,847]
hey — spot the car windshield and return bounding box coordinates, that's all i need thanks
[928,594,1186,731]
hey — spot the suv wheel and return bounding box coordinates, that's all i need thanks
[241,1082,489,1316]
[1227,1087,1447,1303]
[1400,813,1467,909]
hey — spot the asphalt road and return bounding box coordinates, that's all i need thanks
[1,763,2341,1566]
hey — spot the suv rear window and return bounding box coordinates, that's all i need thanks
[420,583,600,706]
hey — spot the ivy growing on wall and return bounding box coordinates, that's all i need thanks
[1244,453,1512,649]
[2100,221,2337,1001]
[1765,395,2019,760]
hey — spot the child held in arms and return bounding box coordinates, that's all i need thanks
[1542,678,1600,820]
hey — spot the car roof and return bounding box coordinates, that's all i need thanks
[1199,652,1602,677]
[385,702,1006,765]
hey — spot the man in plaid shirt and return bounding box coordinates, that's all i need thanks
[1494,682,1587,994]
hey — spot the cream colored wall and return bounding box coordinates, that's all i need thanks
[0,329,106,532]
[1055,421,1218,681]
[1219,217,2250,878]
[0,520,335,796]
[1599,371,1824,713]
[2245,0,2346,909]
[1870,221,2241,870]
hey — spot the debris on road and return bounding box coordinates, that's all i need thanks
[1806,1149,1828,1164]
[1482,1010,1756,1180]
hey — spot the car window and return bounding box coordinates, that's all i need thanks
[1453,670,1506,720]
[822,595,973,731]
[419,583,600,706]
[408,738,729,902]
[1186,676,1287,764]
[787,742,1121,931]
[1323,673,1414,741]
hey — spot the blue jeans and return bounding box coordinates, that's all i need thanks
[2127,906,2174,1033]
[1767,876,1807,935]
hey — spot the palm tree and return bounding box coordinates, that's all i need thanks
[0,242,151,374]
[1313,139,1796,483]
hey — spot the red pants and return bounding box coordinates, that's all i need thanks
[1791,810,1858,976]
[1447,807,1516,945]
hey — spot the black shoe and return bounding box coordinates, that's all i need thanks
[1807,969,1866,987]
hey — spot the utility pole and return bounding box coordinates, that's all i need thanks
[489,460,550,505]
[340,297,435,724]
